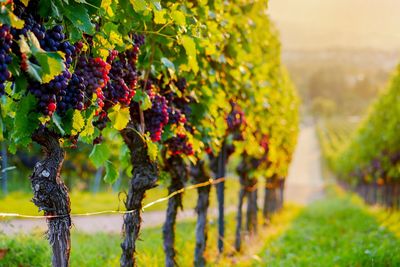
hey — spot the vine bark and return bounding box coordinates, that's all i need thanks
[30,129,71,267]
[120,127,158,267]
[163,156,188,267]
[192,161,211,267]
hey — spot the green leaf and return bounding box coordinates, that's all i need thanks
[33,51,65,83]
[150,0,162,11]
[13,76,27,95]
[63,3,95,35]
[103,22,124,47]
[104,161,119,184]
[26,62,42,82]
[108,103,130,131]
[161,57,175,71]
[133,89,152,110]
[9,94,39,153]
[171,10,186,26]
[52,113,65,135]
[20,34,65,83]
[89,143,111,168]
[130,0,147,12]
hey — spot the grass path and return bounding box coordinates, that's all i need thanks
[256,189,400,267]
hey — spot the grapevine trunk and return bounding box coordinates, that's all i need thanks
[246,180,258,235]
[216,143,226,253]
[163,156,188,267]
[120,128,158,267]
[30,130,71,267]
[192,161,211,267]
[234,187,245,251]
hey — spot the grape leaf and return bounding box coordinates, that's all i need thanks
[153,9,167,24]
[9,94,39,154]
[52,113,65,135]
[108,103,130,131]
[0,6,25,29]
[72,110,85,135]
[161,57,175,71]
[133,89,152,110]
[80,111,95,137]
[34,52,65,83]
[146,138,158,161]
[19,34,65,83]
[20,0,30,6]
[181,36,198,73]
[150,0,162,11]
[89,143,111,168]
[171,10,186,26]
[104,161,119,184]
[62,3,95,35]
[130,0,147,12]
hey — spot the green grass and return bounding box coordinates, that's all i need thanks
[3,184,399,267]
[0,179,240,217]
[0,205,300,267]
[256,190,400,267]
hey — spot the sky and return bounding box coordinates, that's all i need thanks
[268,0,400,51]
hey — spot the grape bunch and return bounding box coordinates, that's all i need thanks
[144,94,169,142]
[10,3,75,116]
[130,81,169,142]
[28,70,72,115]
[227,101,245,133]
[175,78,187,92]
[12,3,75,66]
[0,25,13,96]
[104,49,138,108]
[165,133,194,156]
[39,25,75,67]
[57,73,86,112]
[167,106,187,125]
[75,56,111,111]
[260,134,269,152]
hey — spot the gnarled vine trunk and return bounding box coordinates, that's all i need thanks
[163,156,188,267]
[263,176,278,224]
[246,179,258,235]
[30,130,71,267]
[192,161,211,267]
[234,187,245,251]
[235,157,253,252]
[277,179,285,211]
[209,142,227,254]
[216,143,226,253]
[120,128,158,267]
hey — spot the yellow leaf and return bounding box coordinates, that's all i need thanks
[171,10,186,26]
[80,111,95,137]
[145,136,158,162]
[154,9,167,24]
[108,104,130,131]
[72,110,85,135]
